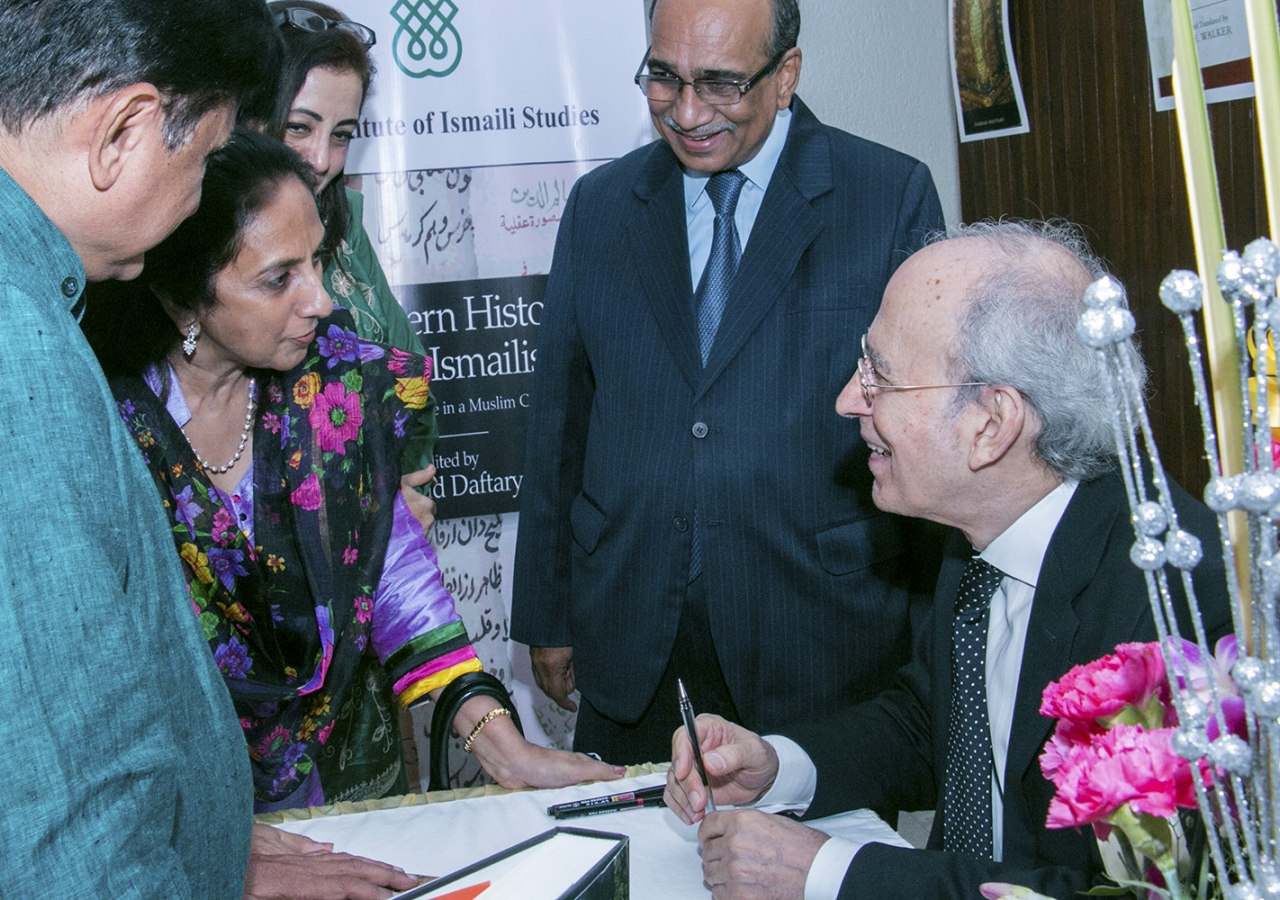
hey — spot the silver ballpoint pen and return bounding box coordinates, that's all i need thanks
[677,678,716,813]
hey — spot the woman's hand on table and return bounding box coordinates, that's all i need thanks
[665,714,779,824]
[456,695,625,789]
[244,824,420,900]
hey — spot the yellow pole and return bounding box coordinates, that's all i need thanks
[1168,0,1250,595]
[1243,0,1280,232]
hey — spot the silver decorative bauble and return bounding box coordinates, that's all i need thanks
[1077,307,1136,348]
[1129,537,1166,570]
[1208,733,1252,773]
[1083,276,1127,310]
[1253,860,1280,899]
[1159,270,1203,313]
[1172,726,1210,761]
[1163,529,1203,569]
[1204,475,1240,512]
[1239,472,1280,512]
[1132,501,1169,537]
[1219,251,1253,304]
[1252,679,1280,719]
[1242,238,1280,294]
[1180,695,1209,724]
[1233,655,1265,689]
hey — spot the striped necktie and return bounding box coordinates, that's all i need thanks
[693,169,747,366]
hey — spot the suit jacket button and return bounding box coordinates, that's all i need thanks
[61,276,79,297]
[673,516,689,532]
[691,422,708,439]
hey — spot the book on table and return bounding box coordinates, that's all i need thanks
[395,826,628,900]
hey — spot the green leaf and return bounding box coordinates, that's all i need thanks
[198,611,219,641]
[1111,877,1170,900]
[342,370,363,394]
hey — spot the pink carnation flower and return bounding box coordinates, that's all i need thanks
[1039,717,1103,779]
[1044,723,1196,829]
[1040,642,1168,725]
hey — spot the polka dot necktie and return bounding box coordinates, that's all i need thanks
[942,556,1003,859]
[694,169,747,367]
[688,169,747,582]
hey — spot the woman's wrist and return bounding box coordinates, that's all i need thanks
[451,695,501,735]
[463,706,510,752]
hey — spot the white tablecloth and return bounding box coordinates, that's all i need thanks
[274,775,909,899]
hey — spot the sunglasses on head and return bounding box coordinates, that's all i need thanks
[273,7,376,47]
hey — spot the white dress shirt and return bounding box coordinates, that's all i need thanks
[684,108,792,291]
[754,480,1079,900]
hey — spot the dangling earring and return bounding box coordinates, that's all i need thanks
[182,322,199,358]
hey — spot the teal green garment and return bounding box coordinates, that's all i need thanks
[326,188,423,353]
[325,186,437,471]
[0,168,253,899]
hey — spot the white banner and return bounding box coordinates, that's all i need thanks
[347,0,651,172]
[327,0,651,781]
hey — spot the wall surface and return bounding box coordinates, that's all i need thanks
[796,1,962,226]
[957,0,1272,495]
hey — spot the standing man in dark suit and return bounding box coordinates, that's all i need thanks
[511,0,945,765]
[663,222,1232,899]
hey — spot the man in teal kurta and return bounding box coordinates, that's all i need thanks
[0,2,280,896]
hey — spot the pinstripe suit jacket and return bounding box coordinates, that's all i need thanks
[511,98,945,729]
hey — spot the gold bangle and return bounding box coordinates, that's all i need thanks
[462,706,511,752]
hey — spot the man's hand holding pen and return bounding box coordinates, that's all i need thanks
[663,714,780,825]
[666,716,828,900]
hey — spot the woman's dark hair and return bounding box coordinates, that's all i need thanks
[85,129,315,380]
[262,0,375,258]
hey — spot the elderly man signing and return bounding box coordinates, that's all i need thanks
[664,221,1232,900]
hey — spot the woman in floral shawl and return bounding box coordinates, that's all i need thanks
[91,129,620,812]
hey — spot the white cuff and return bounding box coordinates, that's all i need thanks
[754,734,816,813]
[804,836,862,900]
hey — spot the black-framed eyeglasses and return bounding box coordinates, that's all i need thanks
[857,334,987,407]
[634,45,787,108]
[274,7,377,47]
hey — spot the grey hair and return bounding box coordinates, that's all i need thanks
[939,219,1143,482]
[649,0,800,59]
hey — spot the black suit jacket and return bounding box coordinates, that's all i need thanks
[784,471,1232,899]
[512,98,946,728]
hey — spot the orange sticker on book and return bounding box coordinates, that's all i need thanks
[430,881,490,900]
